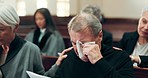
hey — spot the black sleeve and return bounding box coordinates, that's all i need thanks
[138,56,148,68]
[90,54,134,78]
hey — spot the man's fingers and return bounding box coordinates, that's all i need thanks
[56,54,68,66]
[59,55,68,60]
[62,55,67,58]
[61,47,73,55]
[2,45,9,53]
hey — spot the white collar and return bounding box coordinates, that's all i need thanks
[40,28,46,33]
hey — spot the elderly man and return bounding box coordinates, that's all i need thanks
[0,5,69,78]
[0,4,45,78]
[53,13,134,78]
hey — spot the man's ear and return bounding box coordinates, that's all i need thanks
[13,24,19,32]
[95,30,103,44]
[97,30,103,42]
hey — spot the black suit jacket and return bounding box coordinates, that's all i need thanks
[115,31,148,67]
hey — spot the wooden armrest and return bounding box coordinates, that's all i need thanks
[134,66,148,78]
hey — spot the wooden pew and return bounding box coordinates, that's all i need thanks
[103,23,137,42]
[134,67,148,78]
[16,25,35,38]
[18,16,138,44]
[42,55,58,71]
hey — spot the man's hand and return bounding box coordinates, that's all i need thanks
[1,45,9,54]
[83,43,103,64]
[56,47,73,66]
[130,55,140,64]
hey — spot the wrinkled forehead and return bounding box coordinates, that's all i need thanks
[0,23,6,27]
[0,23,12,30]
[69,28,95,42]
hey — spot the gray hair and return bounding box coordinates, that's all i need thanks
[81,4,102,21]
[0,5,20,30]
[141,6,148,16]
[68,13,102,37]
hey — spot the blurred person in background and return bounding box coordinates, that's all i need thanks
[25,8,65,56]
[81,4,113,46]
[114,6,148,67]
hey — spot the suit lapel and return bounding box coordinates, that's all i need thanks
[127,31,139,54]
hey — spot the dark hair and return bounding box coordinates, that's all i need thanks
[34,8,56,31]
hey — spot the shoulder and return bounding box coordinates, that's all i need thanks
[119,31,139,44]
[61,49,78,63]
[51,31,64,40]
[52,31,62,36]
[25,30,35,37]
[102,45,129,58]
[123,31,138,38]
[23,41,40,52]
[27,29,35,34]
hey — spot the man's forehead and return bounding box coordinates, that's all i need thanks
[0,24,11,29]
[0,24,5,28]
[70,30,95,42]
